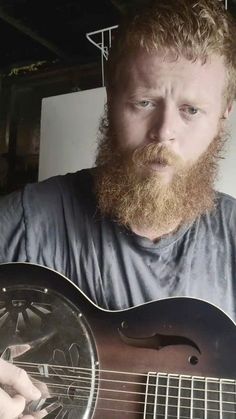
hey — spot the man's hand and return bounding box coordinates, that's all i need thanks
[0,357,41,419]
[0,345,60,419]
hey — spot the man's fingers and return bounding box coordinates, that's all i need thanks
[0,359,41,400]
[31,379,50,398]
[0,389,26,419]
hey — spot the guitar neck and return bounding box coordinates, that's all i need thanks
[144,372,236,418]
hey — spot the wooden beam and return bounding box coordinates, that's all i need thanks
[109,0,127,14]
[109,0,148,14]
[0,7,71,61]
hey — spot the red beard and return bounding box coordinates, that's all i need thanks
[94,115,227,235]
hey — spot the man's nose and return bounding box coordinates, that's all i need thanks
[148,106,176,144]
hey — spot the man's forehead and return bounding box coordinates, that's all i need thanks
[117,50,227,104]
[121,50,227,87]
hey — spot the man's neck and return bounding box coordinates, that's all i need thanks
[130,221,181,242]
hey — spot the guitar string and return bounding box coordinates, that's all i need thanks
[13,361,236,415]
[46,391,236,414]
[14,360,236,391]
[96,409,236,418]
[25,371,236,410]
[16,360,149,378]
[36,394,236,415]
[36,386,236,408]
[12,361,236,413]
[16,365,236,400]
[39,401,225,419]
[28,372,236,403]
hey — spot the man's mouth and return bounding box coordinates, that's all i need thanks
[154,157,168,165]
[148,158,169,170]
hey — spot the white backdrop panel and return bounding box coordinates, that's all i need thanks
[39,87,106,181]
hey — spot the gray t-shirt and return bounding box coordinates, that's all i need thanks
[0,169,236,320]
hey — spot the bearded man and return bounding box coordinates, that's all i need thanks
[0,0,235,417]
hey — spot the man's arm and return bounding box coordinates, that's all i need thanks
[0,190,27,263]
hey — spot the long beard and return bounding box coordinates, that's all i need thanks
[94,113,227,234]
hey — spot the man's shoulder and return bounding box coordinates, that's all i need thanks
[25,168,94,201]
[215,191,236,211]
[192,191,236,236]
[23,168,96,217]
[206,191,236,230]
[26,168,94,194]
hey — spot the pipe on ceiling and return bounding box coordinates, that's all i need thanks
[0,6,71,61]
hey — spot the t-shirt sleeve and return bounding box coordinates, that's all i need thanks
[0,189,27,262]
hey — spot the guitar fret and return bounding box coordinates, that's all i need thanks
[144,372,164,418]
[153,373,159,417]
[143,372,151,418]
[185,377,236,418]
[177,375,181,419]
[221,379,236,416]
[143,372,236,418]
[165,374,179,417]
[164,374,170,418]
[190,376,194,419]
[205,378,208,419]
[157,374,168,416]
[206,378,220,419]
[220,379,223,419]
[180,375,192,417]
[196,377,205,411]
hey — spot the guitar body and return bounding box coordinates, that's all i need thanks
[0,263,235,418]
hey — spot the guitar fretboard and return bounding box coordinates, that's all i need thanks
[143,372,236,418]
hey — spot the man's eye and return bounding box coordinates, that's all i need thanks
[181,106,199,115]
[136,100,153,108]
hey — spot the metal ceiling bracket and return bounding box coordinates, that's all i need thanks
[86,25,118,86]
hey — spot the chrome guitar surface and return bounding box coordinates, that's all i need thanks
[0,263,98,418]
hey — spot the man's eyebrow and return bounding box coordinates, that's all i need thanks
[127,85,211,104]
[178,97,211,107]
[129,92,210,106]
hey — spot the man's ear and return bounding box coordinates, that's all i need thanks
[222,102,234,119]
